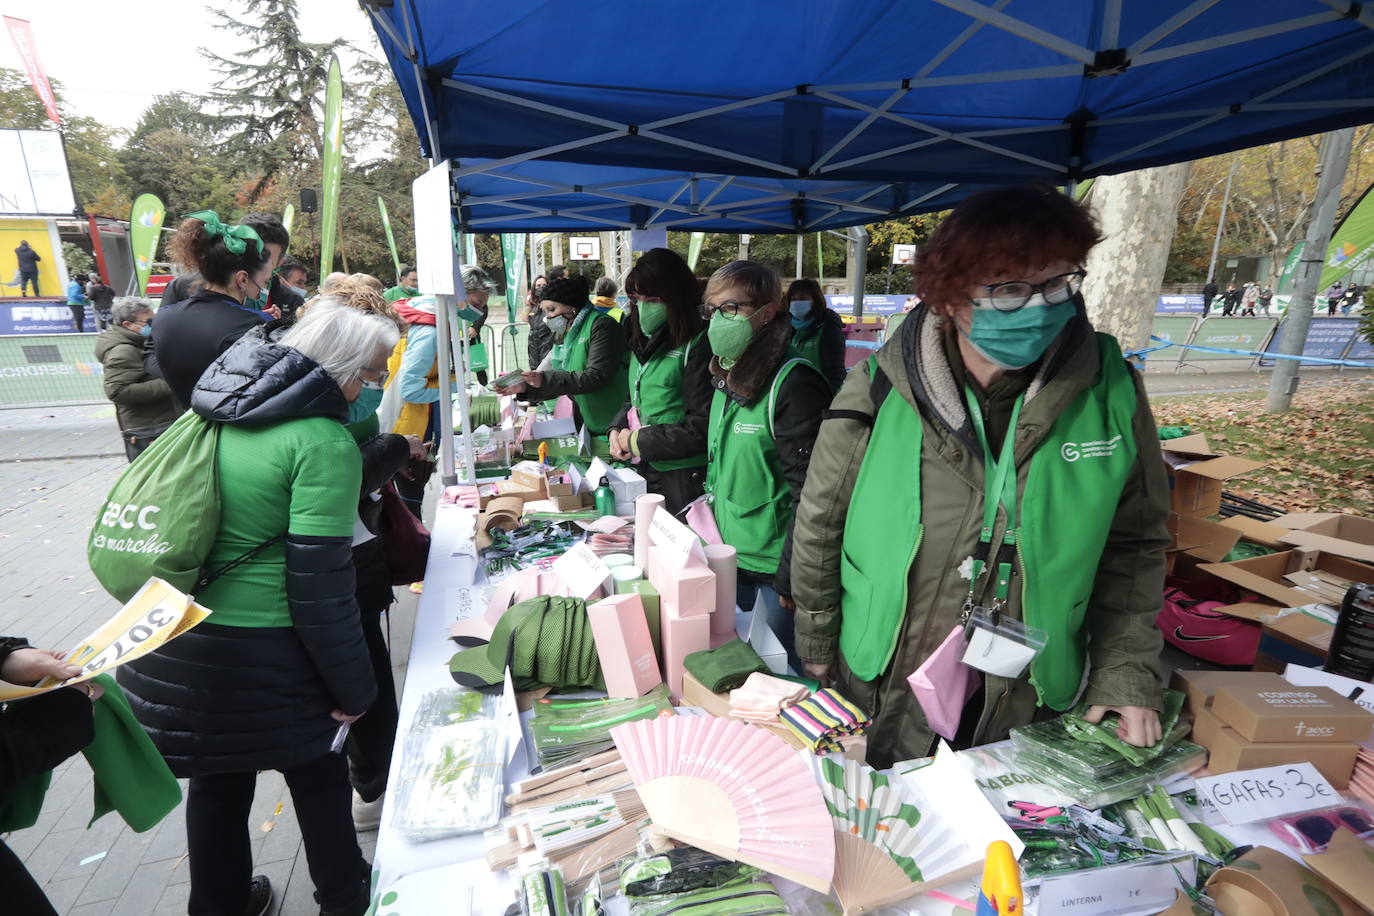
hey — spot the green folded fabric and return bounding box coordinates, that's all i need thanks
[1062,688,1186,768]
[449,596,604,691]
[85,674,181,832]
[0,675,180,835]
[683,639,770,693]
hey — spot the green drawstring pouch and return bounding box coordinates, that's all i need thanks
[84,674,181,832]
[0,675,180,835]
[683,639,770,693]
[1062,689,1187,767]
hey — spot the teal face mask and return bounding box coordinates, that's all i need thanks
[707,310,755,364]
[961,295,1075,370]
[637,300,668,335]
[347,383,385,424]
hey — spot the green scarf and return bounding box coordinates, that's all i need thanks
[0,675,181,834]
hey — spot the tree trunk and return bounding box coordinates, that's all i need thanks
[1081,162,1193,351]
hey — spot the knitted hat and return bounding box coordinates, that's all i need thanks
[541,275,590,309]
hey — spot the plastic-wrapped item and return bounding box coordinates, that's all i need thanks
[393,687,508,842]
[618,848,786,916]
[519,860,571,916]
[1016,739,1207,810]
[1011,716,1191,782]
[529,686,672,769]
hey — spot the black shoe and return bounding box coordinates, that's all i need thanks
[317,874,371,916]
[245,875,273,916]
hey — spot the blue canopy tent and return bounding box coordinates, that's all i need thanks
[367,0,1374,227]
[363,0,1374,482]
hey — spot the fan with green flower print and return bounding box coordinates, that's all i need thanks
[812,755,962,915]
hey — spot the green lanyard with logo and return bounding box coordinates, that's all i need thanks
[962,386,1024,617]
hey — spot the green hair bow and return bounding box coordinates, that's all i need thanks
[185,210,265,258]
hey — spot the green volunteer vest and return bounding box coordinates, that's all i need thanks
[705,353,812,575]
[839,334,1139,710]
[791,324,825,381]
[629,332,707,471]
[552,307,629,435]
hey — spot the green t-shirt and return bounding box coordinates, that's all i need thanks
[196,417,362,627]
[384,285,418,303]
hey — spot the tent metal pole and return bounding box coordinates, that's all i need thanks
[796,234,804,280]
[849,226,868,317]
[930,0,1096,64]
[1266,127,1355,414]
[1205,157,1236,284]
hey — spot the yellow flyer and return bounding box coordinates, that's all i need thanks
[0,577,212,702]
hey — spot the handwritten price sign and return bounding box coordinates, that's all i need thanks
[1196,762,1338,825]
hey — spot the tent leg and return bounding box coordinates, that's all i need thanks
[848,226,868,317]
[796,234,804,279]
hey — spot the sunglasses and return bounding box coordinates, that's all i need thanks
[1268,806,1374,854]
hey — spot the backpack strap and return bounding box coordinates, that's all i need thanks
[821,354,891,427]
[192,534,284,596]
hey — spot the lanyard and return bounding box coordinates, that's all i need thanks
[963,386,1024,608]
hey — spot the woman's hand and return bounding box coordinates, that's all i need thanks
[521,370,544,389]
[404,436,430,463]
[263,304,282,320]
[1083,704,1162,747]
[608,428,634,460]
[331,709,365,725]
[1,648,82,686]
[802,661,834,686]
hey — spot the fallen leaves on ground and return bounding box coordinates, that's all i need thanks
[1152,379,1374,517]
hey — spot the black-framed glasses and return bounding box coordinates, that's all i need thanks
[976,270,1087,312]
[699,300,764,320]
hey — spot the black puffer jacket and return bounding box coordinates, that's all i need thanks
[118,334,377,778]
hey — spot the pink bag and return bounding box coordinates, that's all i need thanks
[908,626,981,740]
[684,495,724,546]
[1157,586,1261,666]
[554,396,575,419]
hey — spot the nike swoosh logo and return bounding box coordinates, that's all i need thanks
[1173,626,1227,642]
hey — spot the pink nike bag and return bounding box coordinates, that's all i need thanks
[1157,586,1260,666]
[908,626,981,740]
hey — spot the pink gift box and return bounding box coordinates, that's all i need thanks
[647,546,715,617]
[587,594,661,699]
[659,609,710,701]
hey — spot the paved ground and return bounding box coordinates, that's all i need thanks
[1,365,1371,914]
[0,405,420,916]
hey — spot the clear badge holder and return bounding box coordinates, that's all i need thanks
[961,605,1047,678]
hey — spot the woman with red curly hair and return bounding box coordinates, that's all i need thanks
[789,184,1171,768]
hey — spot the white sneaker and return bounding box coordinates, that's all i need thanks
[352,790,384,832]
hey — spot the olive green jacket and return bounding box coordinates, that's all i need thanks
[790,306,1170,767]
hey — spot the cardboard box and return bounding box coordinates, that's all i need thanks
[1161,433,1265,519]
[1219,515,1293,550]
[1169,669,1288,715]
[1277,513,1374,564]
[586,594,661,699]
[1167,513,1243,566]
[1199,720,1357,788]
[628,580,661,660]
[1205,845,1364,916]
[1190,704,1226,748]
[1211,684,1374,743]
[1252,614,1335,673]
[1198,549,1374,610]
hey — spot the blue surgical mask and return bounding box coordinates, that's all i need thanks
[346,383,385,424]
[961,295,1075,370]
[286,284,307,298]
[789,299,813,320]
[138,323,153,337]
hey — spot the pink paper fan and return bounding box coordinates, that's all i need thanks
[611,715,835,892]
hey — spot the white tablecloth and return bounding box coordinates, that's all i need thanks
[372,504,521,911]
